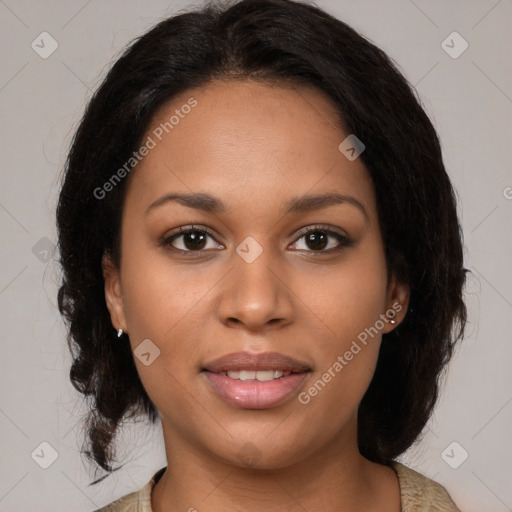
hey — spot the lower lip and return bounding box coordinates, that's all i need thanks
[202,371,309,409]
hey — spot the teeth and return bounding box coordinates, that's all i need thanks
[255,370,274,382]
[226,370,292,381]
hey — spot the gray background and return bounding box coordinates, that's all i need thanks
[1,0,511,510]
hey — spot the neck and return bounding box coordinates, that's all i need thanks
[151,418,401,512]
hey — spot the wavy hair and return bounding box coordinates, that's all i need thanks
[56,0,466,483]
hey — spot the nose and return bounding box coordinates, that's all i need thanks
[216,244,295,332]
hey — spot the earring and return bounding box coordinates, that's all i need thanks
[387,310,397,325]
[117,328,124,338]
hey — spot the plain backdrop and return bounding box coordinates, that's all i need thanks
[0,0,511,510]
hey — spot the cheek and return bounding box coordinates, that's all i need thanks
[120,238,212,340]
[298,242,388,408]
[308,243,389,352]
[119,247,210,420]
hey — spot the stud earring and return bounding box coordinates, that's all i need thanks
[387,309,398,325]
[117,328,124,338]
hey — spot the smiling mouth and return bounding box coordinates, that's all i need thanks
[201,351,311,409]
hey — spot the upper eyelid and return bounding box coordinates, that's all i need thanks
[293,224,348,240]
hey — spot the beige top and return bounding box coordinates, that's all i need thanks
[95,462,461,511]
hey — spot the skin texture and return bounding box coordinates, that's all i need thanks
[103,80,410,511]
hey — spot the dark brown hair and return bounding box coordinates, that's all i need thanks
[56,0,466,483]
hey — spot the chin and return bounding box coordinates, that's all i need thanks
[205,434,315,472]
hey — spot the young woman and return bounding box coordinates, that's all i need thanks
[56,0,466,510]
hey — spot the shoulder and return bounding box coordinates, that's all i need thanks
[93,467,166,512]
[392,461,462,512]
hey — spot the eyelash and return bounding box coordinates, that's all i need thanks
[160,224,353,257]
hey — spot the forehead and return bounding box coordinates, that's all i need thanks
[124,79,376,220]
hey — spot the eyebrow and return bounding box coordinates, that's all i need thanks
[146,191,369,219]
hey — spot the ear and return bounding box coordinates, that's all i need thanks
[102,252,128,334]
[382,274,410,334]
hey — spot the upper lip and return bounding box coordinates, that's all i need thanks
[202,351,311,373]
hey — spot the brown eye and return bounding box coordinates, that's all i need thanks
[290,226,353,253]
[180,230,208,250]
[304,231,329,250]
[164,226,222,253]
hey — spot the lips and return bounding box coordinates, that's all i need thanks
[201,351,311,409]
[202,351,311,373]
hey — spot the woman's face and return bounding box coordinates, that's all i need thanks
[104,79,408,469]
